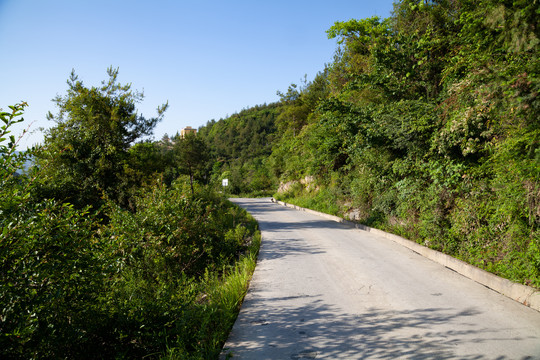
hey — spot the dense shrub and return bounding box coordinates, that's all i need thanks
[1,104,260,358]
[270,0,539,288]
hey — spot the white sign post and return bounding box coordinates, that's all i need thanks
[222,178,229,187]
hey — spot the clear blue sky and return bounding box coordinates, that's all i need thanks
[0,0,395,149]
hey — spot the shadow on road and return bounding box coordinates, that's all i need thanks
[225,198,539,359]
[224,294,532,359]
[260,219,349,231]
[257,234,326,261]
[229,198,285,214]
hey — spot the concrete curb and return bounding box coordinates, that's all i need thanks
[272,199,540,313]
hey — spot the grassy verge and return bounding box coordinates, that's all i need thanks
[274,186,340,216]
[164,229,261,359]
[274,189,540,290]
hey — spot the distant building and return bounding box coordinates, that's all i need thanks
[180,126,197,138]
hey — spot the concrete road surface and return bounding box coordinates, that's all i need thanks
[221,198,540,359]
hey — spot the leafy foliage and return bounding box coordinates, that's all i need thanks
[174,133,211,195]
[1,201,108,358]
[36,67,168,210]
[269,0,540,288]
[1,105,110,358]
[197,103,281,195]
[1,104,259,359]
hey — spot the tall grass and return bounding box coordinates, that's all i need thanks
[275,186,340,216]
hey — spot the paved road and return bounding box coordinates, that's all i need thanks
[221,198,540,360]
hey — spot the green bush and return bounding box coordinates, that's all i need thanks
[1,104,112,358]
[1,104,261,358]
[0,201,111,359]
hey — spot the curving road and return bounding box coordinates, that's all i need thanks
[221,198,540,359]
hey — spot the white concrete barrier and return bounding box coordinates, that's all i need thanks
[273,199,540,312]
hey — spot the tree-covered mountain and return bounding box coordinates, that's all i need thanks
[197,103,282,195]
[266,0,539,288]
[196,0,539,288]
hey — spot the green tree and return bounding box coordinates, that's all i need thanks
[1,104,112,359]
[1,103,261,358]
[119,141,176,209]
[1,103,31,188]
[36,67,168,209]
[268,0,540,288]
[175,132,210,195]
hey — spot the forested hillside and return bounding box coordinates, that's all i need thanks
[197,103,281,195]
[267,0,539,288]
[198,0,539,288]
